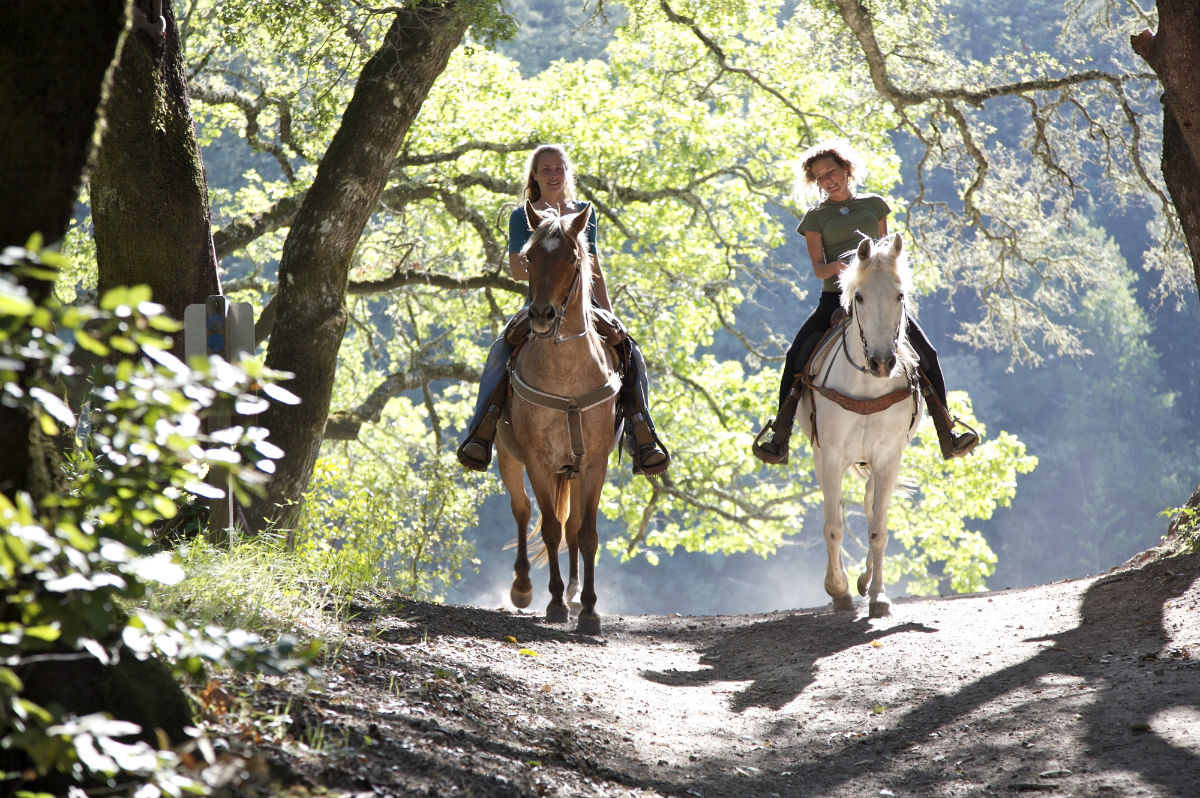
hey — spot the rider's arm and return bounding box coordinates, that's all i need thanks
[805,231,843,281]
[590,254,613,312]
[509,251,528,280]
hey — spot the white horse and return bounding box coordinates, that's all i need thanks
[798,234,924,618]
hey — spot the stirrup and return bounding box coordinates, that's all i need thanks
[628,416,670,476]
[456,438,490,471]
[752,420,788,465]
[945,417,979,458]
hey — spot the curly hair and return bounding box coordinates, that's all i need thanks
[794,139,867,200]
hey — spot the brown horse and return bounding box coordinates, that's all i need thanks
[495,200,621,636]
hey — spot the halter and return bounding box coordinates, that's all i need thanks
[842,304,904,377]
[530,235,588,345]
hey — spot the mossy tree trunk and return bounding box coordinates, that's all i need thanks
[91,0,222,350]
[246,2,473,532]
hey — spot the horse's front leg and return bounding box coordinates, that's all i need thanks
[816,449,854,612]
[859,458,900,618]
[498,449,533,609]
[531,475,569,623]
[574,467,605,636]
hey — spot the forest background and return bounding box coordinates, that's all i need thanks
[56,0,1199,614]
[4,0,1200,791]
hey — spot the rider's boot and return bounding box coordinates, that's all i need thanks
[457,373,509,471]
[753,379,803,465]
[625,411,670,475]
[921,380,979,459]
[618,339,670,476]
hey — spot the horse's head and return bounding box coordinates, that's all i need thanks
[521,199,593,339]
[840,234,913,378]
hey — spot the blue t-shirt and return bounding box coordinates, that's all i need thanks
[509,201,598,255]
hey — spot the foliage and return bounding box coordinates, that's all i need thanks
[0,244,315,794]
[298,434,489,601]
[154,0,1044,592]
[881,394,1036,595]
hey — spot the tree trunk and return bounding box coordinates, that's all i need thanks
[1132,0,1200,291]
[91,0,221,344]
[0,0,126,498]
[1131,0,1200,510]
[246,2,472,531]
[0,0,126,253]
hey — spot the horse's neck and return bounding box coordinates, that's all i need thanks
[519,325,610,388]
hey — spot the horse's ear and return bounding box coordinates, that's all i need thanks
[857,237,873,260]
[524,199,541,232]
[890,233,903,257]
[567,202,592,238]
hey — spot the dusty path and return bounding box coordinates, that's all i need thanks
[216,545,1200,797]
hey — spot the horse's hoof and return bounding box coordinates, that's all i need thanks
[856,572,870,597]
[510,585,532,609]
[575,612,601,636]
[869,600,892,619]
[546,602,569,624]
[569,600,583,617]
[832,595,856,613]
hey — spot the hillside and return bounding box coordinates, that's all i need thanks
[198,541,1199,798]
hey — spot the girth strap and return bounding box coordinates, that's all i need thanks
[509,368,622,466]
[810,383,916,416]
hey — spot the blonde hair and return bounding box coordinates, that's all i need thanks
[793,139,867,202]
[521,144,579,203]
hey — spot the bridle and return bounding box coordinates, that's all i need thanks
[841,300,905,377]
[529,233,588,345]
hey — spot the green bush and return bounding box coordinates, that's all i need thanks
[1,242,316,795]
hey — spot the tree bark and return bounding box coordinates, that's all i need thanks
[246,2,472,531]
[0,0,126,498]
[91,0,221,343]
[1132,0,1200,291]
[0,0,126,252]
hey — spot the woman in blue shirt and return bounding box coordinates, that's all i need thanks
[753,141,978,463]
[457,144,670,475]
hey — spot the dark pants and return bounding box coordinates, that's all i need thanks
[778,291,948,408]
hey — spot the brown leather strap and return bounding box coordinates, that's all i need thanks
[812,384,915,416]
[509,368,622,464]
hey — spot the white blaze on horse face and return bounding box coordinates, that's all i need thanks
[541,235,561,252]
[858,264,905,377]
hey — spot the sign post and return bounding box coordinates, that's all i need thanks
[184,296,254,543]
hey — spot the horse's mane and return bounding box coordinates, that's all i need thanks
[525,207,594,314]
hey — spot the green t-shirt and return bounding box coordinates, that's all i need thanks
[796,194,891,292]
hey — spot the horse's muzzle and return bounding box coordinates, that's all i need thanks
[529,302,557,336]
[868,354,896,377]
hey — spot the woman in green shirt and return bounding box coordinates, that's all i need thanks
[753,141,978,464]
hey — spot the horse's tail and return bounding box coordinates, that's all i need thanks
[553,472,571,527]
[850,464,918,499]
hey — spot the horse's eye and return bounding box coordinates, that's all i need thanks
[897,292,905,302]
[854,293,863,304]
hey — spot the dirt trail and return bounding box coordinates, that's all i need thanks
[215,544,1200,798]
